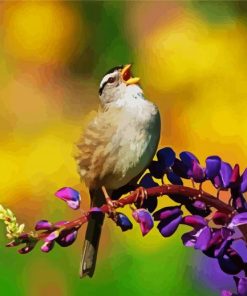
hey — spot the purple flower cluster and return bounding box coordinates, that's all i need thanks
[37,220,78,252]
[148,147,247,194]
[222,276,247,296]
[6,187,82,254]
[139,147,247,295]
[6,219,80,254]
[6,146,247,296]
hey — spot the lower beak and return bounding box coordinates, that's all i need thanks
[121,64,140,85]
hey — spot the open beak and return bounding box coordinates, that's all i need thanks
[121,64,140,85]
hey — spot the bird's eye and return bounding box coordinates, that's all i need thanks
[108,76,116,83]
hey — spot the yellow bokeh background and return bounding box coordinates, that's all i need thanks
[2,2,83,65]
[0,1,246,295]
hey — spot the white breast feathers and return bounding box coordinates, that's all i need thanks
[75,88,160,189]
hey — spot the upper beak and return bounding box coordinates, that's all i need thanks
[121,64,140,85]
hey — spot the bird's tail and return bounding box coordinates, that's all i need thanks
[79,189,106,278]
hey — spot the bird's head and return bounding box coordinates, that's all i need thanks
[98,64,142,106]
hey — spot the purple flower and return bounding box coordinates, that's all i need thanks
[167,171,183,185]
[149,147,183,185]
[148,161,164,179]
[205,156,221,179]
[232,194,247,213]
[214,238,233,257]
[211,162,247,197]
[234,276,247,296]
[138,173,158,212]
[56,229,78,247]
[182,227,211,251]
[41,241,55,253]
[153,205,182,221]
[221,162,233,188]
[179,151,199,168]
[41,225,79,250]
[45,230,60,242]
[202,228,231,258]
[212,211,229,225]
[182,215,207,229]
[181,230,198,247]
[6,233,30,247]
[181,215,212,250]
[230,164,240,186]
[184,201,211,217]
[35,220,53,231]
[191,200,207,210]
[158,215,182,237]
[167,195,211,217]
[227,165,247,212]
[172,158,189,179]
[240,169,247,193]
[179,151,206,183]
[7,234,38,254]
[183,225,233,257]
[18,244,35,254]
[190,161,205,183]
[132,208,154,236]
[194,226,212,251]
[228,212,247,229]
[218,247,244,275]
[154,206,183,237]
[221,227,233,240]
[55,187,81,210]
[175,151,225,183]
[157,147,176,168]
[222,277,247,296]
[116,212,133,232]
[17,237,38,254]
[213,162,232,189]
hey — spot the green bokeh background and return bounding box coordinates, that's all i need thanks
[1,1,247,295]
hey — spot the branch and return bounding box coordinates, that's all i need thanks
[31,184,234,242]
[112,185,234,214]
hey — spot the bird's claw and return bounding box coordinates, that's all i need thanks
[132,186,148,207]
[101,186,124,219]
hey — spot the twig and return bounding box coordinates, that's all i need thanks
[33,184,234,241]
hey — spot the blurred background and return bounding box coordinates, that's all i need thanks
[1,1,247,295]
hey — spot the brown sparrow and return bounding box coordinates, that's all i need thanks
[75,64,161,277]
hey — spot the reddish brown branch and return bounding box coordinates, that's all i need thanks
[34,184,234,241]
[112,185,234,214]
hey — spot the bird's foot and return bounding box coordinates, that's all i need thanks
[101,186,123,219]
[132,186,148,207]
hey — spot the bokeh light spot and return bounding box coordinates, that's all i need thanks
[2,2,85,65]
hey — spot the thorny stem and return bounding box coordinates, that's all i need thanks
[33,184,234,242]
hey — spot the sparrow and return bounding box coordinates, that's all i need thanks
[75,64,161,278]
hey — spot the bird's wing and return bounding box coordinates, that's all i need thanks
[74,108,119,188]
